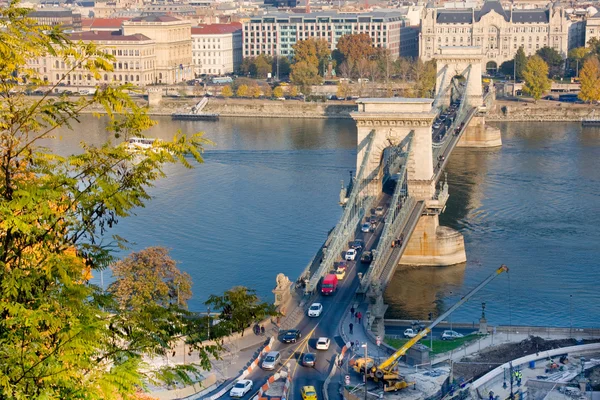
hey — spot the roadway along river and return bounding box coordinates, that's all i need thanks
[46,117,600,328]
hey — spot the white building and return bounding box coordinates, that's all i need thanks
[243,11,417,59]
[191,23,243,76]
[585,12,600,45]
[419,0,571,72]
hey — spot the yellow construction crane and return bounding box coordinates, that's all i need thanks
[353,264,509,392]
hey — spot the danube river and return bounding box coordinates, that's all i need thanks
[46,116,600,327]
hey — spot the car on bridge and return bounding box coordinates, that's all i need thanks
[307,303,323,317]
[345,248,357,261]
[441,330,464,340]
[315,337,331,350]
[229,379,253,398]
[369,215,378,225]
[334,267,346,280]
[301,352,316,367]
[375,206,384,216]
[351,240,364,251]
[360,251,373,264]
[261,351,280,370]
[301,386,318,400]
[334,261,347,269]
[361,223,371,233]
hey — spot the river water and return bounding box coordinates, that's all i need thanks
[46,117,600,328]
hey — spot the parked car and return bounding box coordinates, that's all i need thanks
[315,337,331,350]
[261,351,280,370]
[301,352,316,367]
[307,303,323,317]
[282,329,302,343]
[229,379,253,398]
[441,330,464,340]
[301,386,318,400]
[345,248,357,261]
[360,251,373,264]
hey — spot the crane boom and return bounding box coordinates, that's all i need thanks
[377,264,509,371]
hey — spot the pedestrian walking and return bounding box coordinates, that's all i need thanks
[350,306,355,318]
[357,312,362,324]
[349,322,354,334]
[260,326,265,335]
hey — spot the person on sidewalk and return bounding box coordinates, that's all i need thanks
[356,312,362,324]
[350,306,355,318]
[349,323,354,334]
[260,326,265,335]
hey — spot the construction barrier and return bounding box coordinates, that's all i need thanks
[281,376,291,400]
[257,372,284,400]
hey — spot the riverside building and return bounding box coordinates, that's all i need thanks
[192,23,243,76]
[243,11,418,59]
[419,0,571,72]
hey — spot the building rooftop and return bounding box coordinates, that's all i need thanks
[82,17,130,29]
[249,10,406,22]
[191,22,242,35]
[69,30,152,41]
[129,15,181,23]
[29,9,79,17]
[435,0,550,24]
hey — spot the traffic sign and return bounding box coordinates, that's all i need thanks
[345,375,350,385]
[376,335,381,346]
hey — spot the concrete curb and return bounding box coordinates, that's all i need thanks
[198,337,275,400]
[323,301,355,400]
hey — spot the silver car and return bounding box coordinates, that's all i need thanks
[261,351,280,370]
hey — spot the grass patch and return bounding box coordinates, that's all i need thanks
[385,335,482,355]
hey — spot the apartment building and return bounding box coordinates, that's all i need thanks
[28,9,83,32]
[192,23,243,75]
[585,12,600,45]
[419,0,571,72]
[122,15,193,84]
[243,11,414,59]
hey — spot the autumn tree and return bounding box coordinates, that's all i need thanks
[221,84,233,97]
[273,86,284,98]
[262,84,272,98]
[237,83,249,97]
[337,81,350,99]
[336,33,375,67]
[250,84,262,98]
[413,59,437,97]
[568,47,591,76]
[292,38,331,76]
[109,247,192,309]
[205,287,277,337]
[288,85,299,97]
[536,46,563,77]
[0,2,223,398]
[522,55,552,102]
[578,56,600,103]
[253,54,273,78]
[290,61,320,95]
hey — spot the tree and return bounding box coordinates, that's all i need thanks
[250,84,262,98]
[522,55,552,102]
[336,33,375,66]
[337,82,350,99]
[0,2,216,398]
[273,86,284,98]
[109,247,192,309]
[338,60,354,79]
[288,85,299,97]
[413,59,437,97]
[515,46,527,81]
[273,56,291,78]
[290,61,321,95]
[393,57,412,81]
[536,46,563,77]
[262,84,272,98]
[578,56,600,103]
[588,37,600,55]
[292,39,331,76]
[568,47,591,77]
[221,85,233,97]
[205,287,277,337]
[253,54,272,78]
[237,84,249,97]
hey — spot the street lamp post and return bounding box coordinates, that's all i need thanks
[362,343,368,400]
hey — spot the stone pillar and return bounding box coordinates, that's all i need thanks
[479,317,488,334]
[147,88,162,107]
[458,115,502,148]
[399,214,466,266]
[273,273,292,314]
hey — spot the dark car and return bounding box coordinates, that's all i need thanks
[350,240,364,251]
[369,215,377,225]
[334,261,347,270]
[360,251,373,264]
[282,329,302,343]
[301,352,316,367]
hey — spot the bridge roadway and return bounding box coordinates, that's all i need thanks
[219,194,391,400]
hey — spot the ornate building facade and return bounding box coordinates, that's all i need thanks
[419,0,571,71]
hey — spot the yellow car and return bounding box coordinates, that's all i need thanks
[334,267,346,280]
[301,386,318,400]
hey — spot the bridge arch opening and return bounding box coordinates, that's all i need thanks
[450,74,466,104]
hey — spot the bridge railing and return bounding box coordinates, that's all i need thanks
[305,132,376,294]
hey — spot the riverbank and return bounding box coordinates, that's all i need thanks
[487,98,597,122]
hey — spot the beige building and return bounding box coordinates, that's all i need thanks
[585,12,600,45]
[122,15,193,84]
[29,31,157,86]
[419,0,571,72]
[191,23,242,76]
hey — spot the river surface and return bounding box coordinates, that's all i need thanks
[46,117,600,328]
